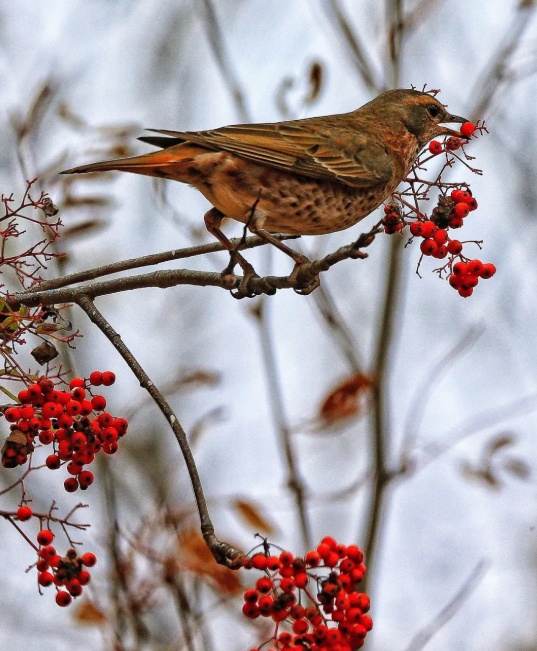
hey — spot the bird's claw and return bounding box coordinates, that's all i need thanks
[289,261,320,295]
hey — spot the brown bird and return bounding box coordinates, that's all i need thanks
[62,89,467,290]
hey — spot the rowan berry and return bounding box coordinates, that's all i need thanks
[242,602,260,619]
[55,591,72,607]
[66,578,83,597]
[446,136,462,151]
[454,202,469,218]
[71,387,86,402]
[39,430,54,445]
[16,505,32,521]
[37,529,54,546]
[305,550,321,566]
[4,407,21,422]
[420,239,438,256]
[453,261,468,276]
[467,259,483,275]
[255,577,272,594]
[102,371,116,386]
[39,545,57,561]
[78,470,94,489]
[460,121,476,138]
[64,478,79,492]
[90,395,107,411]
[78,570,91,585]
[292,618,309,634]
[19,405,34,419]
[81,551,97,567]
[447,239,463,255]
[480,263,496,278]
[428,140,443,155]
[458,287,474,298]
[38,571,55,587]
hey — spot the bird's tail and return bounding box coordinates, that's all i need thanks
[60,144,203,178]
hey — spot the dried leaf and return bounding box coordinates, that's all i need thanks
[177,530,242,596]
[319,373,374,424]
[31,341,59,365]
[234,499,275,535]
[73,600,107,626]
[502,457,531,480]
[487,434,514,455]
[304,60,324,105]
[61,219,107,239]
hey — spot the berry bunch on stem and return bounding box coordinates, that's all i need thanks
[382,121,495,297]
[241,537,372,651]
[2,371,128,492]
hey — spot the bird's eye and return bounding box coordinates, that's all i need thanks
[427,104,441,118]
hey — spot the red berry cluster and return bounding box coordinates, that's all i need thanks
[242,537,372,651]
[31,528,96,607]
[2,372,128,491]
[428,121,476,156]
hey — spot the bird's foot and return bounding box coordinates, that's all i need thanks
[289,259,320,295]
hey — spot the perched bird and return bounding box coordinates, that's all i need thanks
[62,89,467,284]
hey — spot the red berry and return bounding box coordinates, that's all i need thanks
[432,245,448,259]
[18,389,31,403]
[71,387,86,402]
[467,259,483,275]
[56,390,71,405]
[39,545,57,561]
[39,430,54,445]
[16,505,32,521]
[255,577,272,594]
[19,405,34,419]
[78,470,94,489]
[420,221,437,238]
[454,202,470,218]
[69,377,85,389]
[81,552,97,567]
[462,274,479,288]
[242,603,260,619]
[38,571,55,587]
[480,263,496,279]
[449,274,463,289]
[4,407,21,422]
[89,371,103,386]
[459,286,474,298]
[447,240,463,255]
[64,477,79,492]
[266,556,280,571]
[448,216,464,229]
[90,395,107,411]
[78,570,91,585]
[292,619,309,635]
[420,239,438,256]
[55,591,72,607]
[453,261,468,276]
[304,550,321,566]
[71,432,87,448]
[57,413,74,428]
[41,402,60,419]
[65,400,82,416]
[46,454,61,470]
[446,136,462,151]
[428,140,443,155]
[433,229,448,245]
[37,529,54,546]
[345,545,364,563]
[101,371,116,386]
[409,221,424,237]
[460,121,476,138]
[66,578,83,596]
[112,418,128,436]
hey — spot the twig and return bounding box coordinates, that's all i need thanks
[403,560,489,651]
[75,295,243,567]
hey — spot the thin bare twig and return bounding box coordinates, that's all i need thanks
[403,560,489,651]
[75,295,243,567]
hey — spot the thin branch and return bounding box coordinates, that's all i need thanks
[75,295,243,567]
[323,0,384,91]
[197,0,251,122]
[403,560,489,651]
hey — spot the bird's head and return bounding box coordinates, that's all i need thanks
[366,89,469,148]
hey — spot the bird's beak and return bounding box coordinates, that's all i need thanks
[438,113,468,137]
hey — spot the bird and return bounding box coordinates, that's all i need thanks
[61,89,467,292]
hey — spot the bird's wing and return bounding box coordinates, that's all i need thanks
[144,118,394,188]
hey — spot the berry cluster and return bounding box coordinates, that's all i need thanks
[428,121,477,156]
[29,527,96,607]
[383,187,495,298]
[2,372,128,491]
[241,537,372,651]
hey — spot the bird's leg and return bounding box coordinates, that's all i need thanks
[204,208,265,298]
[246,210,320,294]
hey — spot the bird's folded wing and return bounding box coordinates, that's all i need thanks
[144,120,394,188]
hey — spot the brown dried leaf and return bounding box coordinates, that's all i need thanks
[234,499,275,535]
[305,60,324,105]
[319,373,374,424]
[73,600,107,626]
[177,530,242,596]
[487,434,514,455]
[61,219,107,239]
[502,457,531,480]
